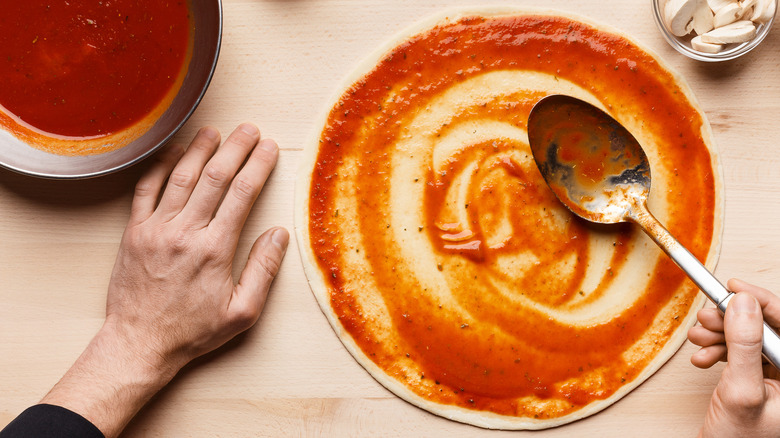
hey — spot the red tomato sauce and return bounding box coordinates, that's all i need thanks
[308,15,717,420]
[0,0,190,140]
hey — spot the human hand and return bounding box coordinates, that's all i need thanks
[688,278,780,438]
[41,124,288,437]
[104,123,288,373]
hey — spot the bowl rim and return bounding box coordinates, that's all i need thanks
[0,0,224,180]
[652,0,776,62]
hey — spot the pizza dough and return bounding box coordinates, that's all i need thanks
[295,8,723,429]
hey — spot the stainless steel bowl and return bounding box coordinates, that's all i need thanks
[653,0,776,62]
[0,0,222,179]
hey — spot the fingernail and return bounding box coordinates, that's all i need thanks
[727,278,747,291]
[259,138,278,153]
[200,126,220,141]
[271,228,290,250]
[730,293,759,314]
[239,123,259,136]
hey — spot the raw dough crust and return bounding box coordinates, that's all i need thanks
[296,7,723,429]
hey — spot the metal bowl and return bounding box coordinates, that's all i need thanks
[652,0,776,62]
[0,0,222,179]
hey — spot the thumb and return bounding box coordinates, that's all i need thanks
[231,227,289,329]
[721,292,766,408]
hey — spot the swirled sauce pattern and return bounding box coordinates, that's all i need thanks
[302,13,720,426]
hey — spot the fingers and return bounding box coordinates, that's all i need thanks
[689,280,780,374]
[688,308,726,368]
[211,138,279,235]
[691,344,727,368]
[728,278,780,327]
[689,325,726,347]
[183,124,262,225]
[697,307,725,333]
[229,227,290,331]
[689,309,727,368]
[154,127,221,221]
[130,144,186,223]
[720,292,766,405]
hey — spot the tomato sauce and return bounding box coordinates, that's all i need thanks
[0,1,190,146]
[307,15,717,420]
[528,97,654,225]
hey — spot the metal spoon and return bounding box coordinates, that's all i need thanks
[527,94,780,369]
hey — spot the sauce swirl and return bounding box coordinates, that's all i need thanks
[304,13,719,423]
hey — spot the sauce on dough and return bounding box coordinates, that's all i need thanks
[307,15,716,420]
[0,0,189,150]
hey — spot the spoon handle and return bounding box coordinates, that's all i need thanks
[631,202,780,370]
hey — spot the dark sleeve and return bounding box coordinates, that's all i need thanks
[0,404,103,438]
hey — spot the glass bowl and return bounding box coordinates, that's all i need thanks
[652,0,776,61]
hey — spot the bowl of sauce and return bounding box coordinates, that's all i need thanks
[0,0,221,178]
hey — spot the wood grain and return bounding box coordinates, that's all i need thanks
[2,0,779,436]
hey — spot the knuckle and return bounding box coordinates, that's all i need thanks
[222,137,251,156]
[230,302,261,330]
[231,175,258,203]
[202,233,229,262]
[255,146,278,167]
[168,226,192,253]
[122,226,165,261]
[731,327,763,351]
[190,136,217,154]
[256,251,282,281]
[168,169,198,190]
[230,129,257,147]
[134,179,157,199]
[721,385,765,413]
[122,226,149,250]
[203,163,229,188]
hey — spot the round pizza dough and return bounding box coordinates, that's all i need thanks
[295,7,723,429]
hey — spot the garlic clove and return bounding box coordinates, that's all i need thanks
[692,35,726,51]
[701,19,757,42]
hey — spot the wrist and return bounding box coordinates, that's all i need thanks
[98,316,185,386]
[40,320,182,437]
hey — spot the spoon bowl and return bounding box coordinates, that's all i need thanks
[527,95,651,224]
[527,94,780,370]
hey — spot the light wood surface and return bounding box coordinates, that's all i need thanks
[2,0,780,436]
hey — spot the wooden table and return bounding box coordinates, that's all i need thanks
[2,0,780,436]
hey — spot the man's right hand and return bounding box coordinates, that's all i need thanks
[688,279,780,438]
